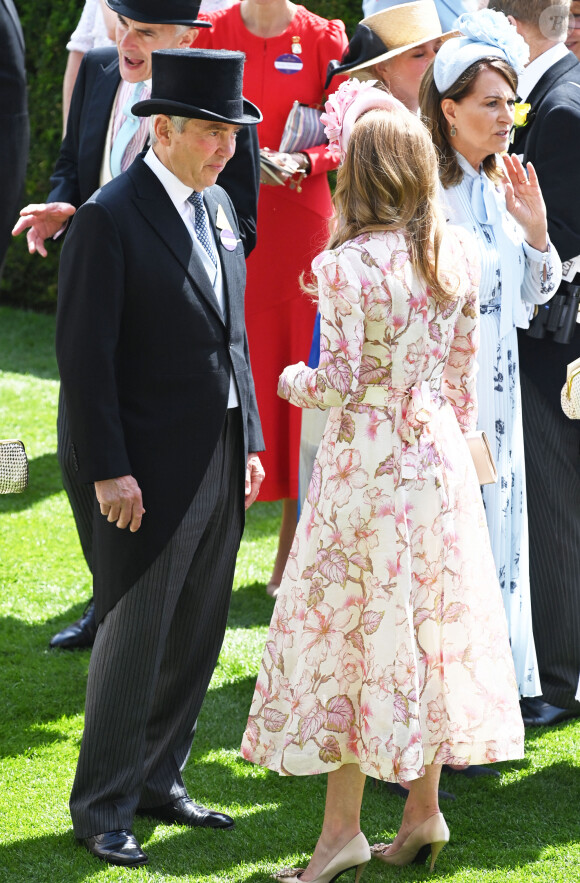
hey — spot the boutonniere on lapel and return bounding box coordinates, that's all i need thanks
[514,102,531,127]
[215,204,239,251]
[510,102,532,143]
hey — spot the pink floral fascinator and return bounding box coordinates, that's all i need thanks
[321,78,406,161]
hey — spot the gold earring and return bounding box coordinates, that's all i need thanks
[450,124,457,137]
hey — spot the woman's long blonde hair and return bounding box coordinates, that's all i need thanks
[328,107,456,305]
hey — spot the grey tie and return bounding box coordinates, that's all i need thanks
[188,191,218,267]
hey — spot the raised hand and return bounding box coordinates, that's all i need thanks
[12,202,77,257]
[501,154,548,252]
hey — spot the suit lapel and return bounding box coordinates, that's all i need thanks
[83,56,122,190]
[513,54,580,156]
[128,160,225,324]
[3,0,24,51]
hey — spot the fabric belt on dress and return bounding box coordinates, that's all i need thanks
[480,302,501,315]
[351,378,445,485]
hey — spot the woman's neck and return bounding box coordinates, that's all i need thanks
[453,138,486,173]
[240,0,297,39]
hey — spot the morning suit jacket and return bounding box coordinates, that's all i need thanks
[511,51,580,265]
[56,156,264,622]
[510,52,580,709]
[511,51,580,397]
[48,47,260,256]
[0,0,28,269]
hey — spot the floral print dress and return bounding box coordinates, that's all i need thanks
[241,228,525,783]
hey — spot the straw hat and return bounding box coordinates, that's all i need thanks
[344,0,455,75]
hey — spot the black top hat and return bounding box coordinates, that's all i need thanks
[133,50,262,126]
[106,0,211,27]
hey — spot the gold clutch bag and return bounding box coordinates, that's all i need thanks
[466,430,498,485]
[0,439,29,494]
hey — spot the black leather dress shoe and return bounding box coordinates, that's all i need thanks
[137,796,235,829]
[49,599,96,649]
[443,764,500,778]
[520,696,580,727]
[80,829,148,866]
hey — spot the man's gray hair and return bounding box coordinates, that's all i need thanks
[149,115,191,145]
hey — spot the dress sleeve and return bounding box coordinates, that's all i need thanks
[441,230,481,433]
[278,249,365,409]
[520,238,562,305]
[302,19,348,178]
[66,0,98,53]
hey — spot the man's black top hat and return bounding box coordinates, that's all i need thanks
[106,0,211,27]
[133,49,262,126]
[324,24,388,90]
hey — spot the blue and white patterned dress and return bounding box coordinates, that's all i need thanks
[441,152,561,697]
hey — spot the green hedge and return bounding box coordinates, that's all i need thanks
[1,0,359,312]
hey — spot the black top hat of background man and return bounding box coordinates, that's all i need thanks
[106,0,211,27]
[133,49,263,126]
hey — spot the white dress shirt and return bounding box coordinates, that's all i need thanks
[144,147,239,407]
[517,41,569,101]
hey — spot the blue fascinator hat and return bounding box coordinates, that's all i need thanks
[433,9,529,94]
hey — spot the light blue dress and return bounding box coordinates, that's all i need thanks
[441,152,561,697]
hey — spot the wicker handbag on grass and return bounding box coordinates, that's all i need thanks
[0,439,29,494]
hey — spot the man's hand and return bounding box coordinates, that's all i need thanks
[245,454,265,510]
[12,202,76,257]
[95,475,145,532]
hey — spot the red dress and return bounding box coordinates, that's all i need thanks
[197,5,347,500]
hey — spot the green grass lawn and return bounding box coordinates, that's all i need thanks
[1,304,579,883]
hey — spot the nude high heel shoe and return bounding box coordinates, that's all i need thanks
[274,831,371,883]
[370,812,449,871]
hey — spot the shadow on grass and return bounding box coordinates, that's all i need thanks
[0,610,90,758]
[0,758,577,882]
[0,306,58,381]
[0,451,63,513]
[227,580,276,629]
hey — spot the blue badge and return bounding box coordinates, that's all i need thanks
[274,53,303,74]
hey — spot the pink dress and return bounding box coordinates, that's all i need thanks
[241,228,524,782]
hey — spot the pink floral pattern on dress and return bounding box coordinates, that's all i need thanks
[241,228,525,782]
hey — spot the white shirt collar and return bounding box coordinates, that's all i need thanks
[455,150,479,180]
[143,146,193,212]
[517,42,570,101]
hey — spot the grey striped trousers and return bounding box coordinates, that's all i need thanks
[69,409,244,838]
[520,373,580,710]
